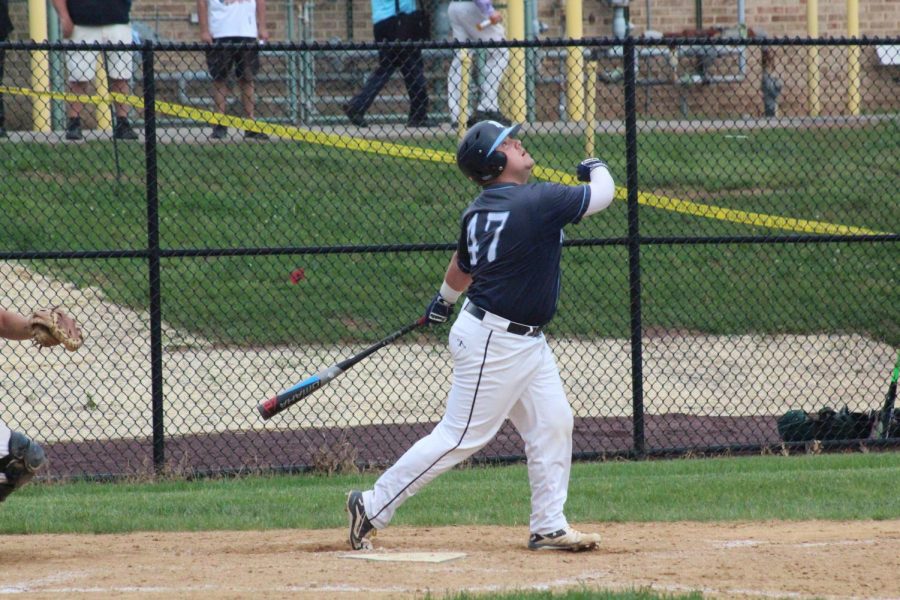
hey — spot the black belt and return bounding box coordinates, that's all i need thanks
[464,303,543,337]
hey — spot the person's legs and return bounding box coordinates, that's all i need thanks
[238,78,255,118]
[446,3,478,124]
[345,21,398,120]
[469,18,508,115]
[64,25,105,137]
[213,79,229,116]
[360,313,545,531]
[399,47,429,124]
[109,79,131,119]
[206,43,235,137]
[67,81,89,119]
[102,24,134,120]
[507,342,573,535]
[232,44,260,118]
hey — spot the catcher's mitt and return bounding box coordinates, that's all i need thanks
[29,307,84,352]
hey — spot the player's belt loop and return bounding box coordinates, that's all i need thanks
[464,302,543,337]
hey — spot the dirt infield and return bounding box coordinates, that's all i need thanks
[4,520,899,599]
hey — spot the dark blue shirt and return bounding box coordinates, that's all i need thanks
[68,0,131,26]
[456,181,589,327]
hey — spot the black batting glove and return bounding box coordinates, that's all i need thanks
[577,157,609,182]
[425,292,454,325]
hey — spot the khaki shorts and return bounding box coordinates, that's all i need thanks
[66,23,134,82]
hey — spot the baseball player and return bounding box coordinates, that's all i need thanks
[0,306,82,503]
[348,120,616,551]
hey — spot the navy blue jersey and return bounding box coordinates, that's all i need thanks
[456,181,589,326]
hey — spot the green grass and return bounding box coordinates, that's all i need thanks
[3,452,899,535]
[1,123,897,345]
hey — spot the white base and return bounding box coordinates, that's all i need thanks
[340,552,467,563]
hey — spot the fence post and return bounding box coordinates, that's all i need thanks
[623,36,645,457]
[142,42,165,474]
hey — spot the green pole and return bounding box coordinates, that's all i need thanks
[47,0,65,130]
[287,0,298,123]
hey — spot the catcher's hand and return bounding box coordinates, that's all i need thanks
[29,307,84,351]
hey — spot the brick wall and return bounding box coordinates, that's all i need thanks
[3,0,896,44]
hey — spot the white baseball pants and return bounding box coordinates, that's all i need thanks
[446,2,510,121]
[362,304,574,536]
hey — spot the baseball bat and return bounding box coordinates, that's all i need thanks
[878,350,900,440]
[257,317,427,420]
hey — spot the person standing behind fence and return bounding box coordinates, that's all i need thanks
[51,0,139,141]
[0,0,12,138]
[343,0,433,128]
[447,0,510,127]
[198,0,269,140]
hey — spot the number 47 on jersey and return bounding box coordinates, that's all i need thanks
[467,211,510,266]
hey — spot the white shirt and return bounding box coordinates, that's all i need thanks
[208,0,258,39]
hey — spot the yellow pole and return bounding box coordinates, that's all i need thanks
[565,0,584,122]
[457,49,471,139]
[585,64,596,157]
[503,0,526,123]
[95,53,112,130]
[27,0,51,132]
[846,0,861,115]
[806,0,820,117]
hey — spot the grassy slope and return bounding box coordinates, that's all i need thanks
[2,124,897,345]
[3,452,899,534]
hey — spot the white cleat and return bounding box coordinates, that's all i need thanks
[528,527,601,551]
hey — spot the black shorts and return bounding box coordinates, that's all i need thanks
[205,38,260,81]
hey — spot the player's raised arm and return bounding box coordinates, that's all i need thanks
[576,158,615,216]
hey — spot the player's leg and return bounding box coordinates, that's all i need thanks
[0,422,47,502]
[508,344,601,551]
[361,315,544,531]
[507,344,573,534]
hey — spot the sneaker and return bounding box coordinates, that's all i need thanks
[65,117,83,141]
[342,104,367,127]
[113,117,139,140]
[346,490,376,550]
[244,130,269,140]
[210,124,228,139]
[467,109,511,128]
[528,527,601,551]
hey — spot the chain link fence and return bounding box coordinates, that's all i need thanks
[1,37,898,479]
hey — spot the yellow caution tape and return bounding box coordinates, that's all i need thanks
[0,85,886,236]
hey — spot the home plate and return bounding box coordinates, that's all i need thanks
[340,552,467,563]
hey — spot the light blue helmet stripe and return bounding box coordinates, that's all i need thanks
[486,124,521,157]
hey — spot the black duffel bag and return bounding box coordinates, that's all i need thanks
[777,406,876,442]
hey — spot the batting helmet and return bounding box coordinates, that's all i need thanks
[456,121,521,183]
